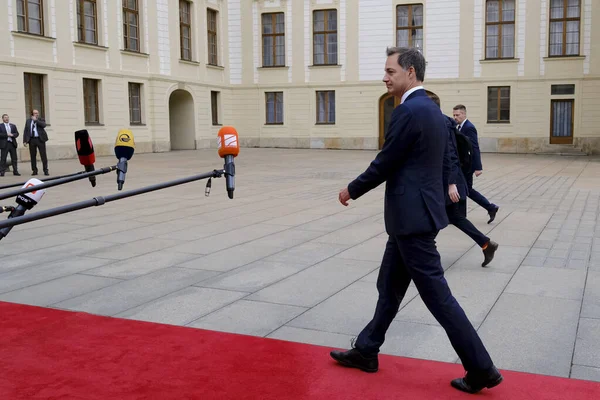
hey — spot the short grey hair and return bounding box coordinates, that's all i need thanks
[386,47,426,82]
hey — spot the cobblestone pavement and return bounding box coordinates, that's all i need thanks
[0,149,599,382]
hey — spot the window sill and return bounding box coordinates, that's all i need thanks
[121,49,149,58]
[130,123,146,127]
[207,64,225,70]
[11,31,56,42]
[486,122,512,126]
[480,58,520,64]
[543,56,585,61]
[85,123,105,127]
[179,59,200,66]
[258,66,289,70]
[265,123,284,126]
[309,64,342,68]
[315,122,336,126]
[74,42,109,51]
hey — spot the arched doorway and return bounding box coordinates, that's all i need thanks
[378,90,439,149]
[168,89,196,150]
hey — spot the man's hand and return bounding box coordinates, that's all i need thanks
[339,187,351,206]
[475,170,483,177]
[448,184,460,203]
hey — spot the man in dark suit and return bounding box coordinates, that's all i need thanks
[0,114,21,176]
[428,96,498,267]
[453,105,499,224]
[23,109,49,176]
[330,47,502,394]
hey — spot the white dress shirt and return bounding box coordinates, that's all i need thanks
[4,123,12,142]
[401,85,425,104]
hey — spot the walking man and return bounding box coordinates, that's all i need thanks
[0,114,20,176]
[452,105,499,224]
[330,47,502,394]
[23,109,49,176]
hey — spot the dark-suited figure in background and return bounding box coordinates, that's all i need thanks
[453,105,499,224]
[330,47,502,394]
[23,109,49,176]
[0,114,21,176]
[427,95,498,267]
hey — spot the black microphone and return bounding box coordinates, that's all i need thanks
[75,129,97,187]
[114,129,135,191]
[0,179,46,240]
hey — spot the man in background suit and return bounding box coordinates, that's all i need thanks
[23,109,49,176]
[330,47,502,394]
[427,95,498,267]
[0,114,20,176]
[453,105,499,224]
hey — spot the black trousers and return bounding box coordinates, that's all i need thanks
[354,232,493,372]
[28,137,48,173]
[465,172,494,212]
[0,144,18,173]
[446,200,489,247]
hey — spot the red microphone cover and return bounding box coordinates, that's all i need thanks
[75,130,96,166]
[217,126,239,158]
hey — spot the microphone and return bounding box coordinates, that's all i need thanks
[0,179,46,240]
[217,126,239,199]
[75,129,97,187]
[114,129,135,191]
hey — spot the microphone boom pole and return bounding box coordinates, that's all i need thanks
[0,170,99,191]
[0,169,225,232]
[0,166,117,201]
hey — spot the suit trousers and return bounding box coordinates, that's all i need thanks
[446,200,489,247]
[354,232,493,372]
[465,172,494,212]
[0,144,18,173]
[28,137,48,173]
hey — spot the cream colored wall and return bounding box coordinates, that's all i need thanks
[0,0,599,161]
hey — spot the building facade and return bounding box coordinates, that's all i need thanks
[1,0,599,162]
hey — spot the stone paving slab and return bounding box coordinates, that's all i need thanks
[1,149,600,383]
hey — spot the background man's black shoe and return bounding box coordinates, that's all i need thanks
[451,366,503,393]
[487,206,499,224]
[330,348,378,373]
[482,241,498,267]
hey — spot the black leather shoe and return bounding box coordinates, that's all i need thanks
[44,171,49,176]
[482,241,498,267]
[451,366,503,394]
[32,171,38,176]
[13,171,20,176]
[487,206,499,224]
[330,348,378,373]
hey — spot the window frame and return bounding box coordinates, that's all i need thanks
[83,78,100,125]
[484,0,516,60]
[316,90,335,125]
[265,91,284,125]
[23,73,46,120]
[395,3,424,50]
[211,91,219,126]
[312,9,338,66]
[123,0,140,52]
[548,0,581,57]
[179,0,192,61]
[16,0,45,36]
[207,8,218,66]
[128,82,142,125]
[77,0,98,45]
[261,12,285,67]
[487,86,511,124]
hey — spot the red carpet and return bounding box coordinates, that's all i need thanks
[0,301,599,399]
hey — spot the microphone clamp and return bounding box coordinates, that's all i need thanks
[0,206,15,214]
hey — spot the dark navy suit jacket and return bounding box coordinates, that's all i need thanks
[348,89,449,236]
[459,119,482,172]
[443,115,468,205]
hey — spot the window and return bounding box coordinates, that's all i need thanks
[128,83,142,124]
[77,0,98,45]
[485,0,515,59]
[83,78,100,124]
[179,0,192,61]
[211,91,219,125]
[265,92,283,125]
[550,99,574,144]
[313,10,337,65]
[23,73,45,119]
[396,4,423,50]
[17,0,44,35]
[549,0,581,56]
[262,13,285,67]
[487,86,510,123]
[551,84,575,95]
[316,91,335,124]
[207,9,218,65]
[123,0,139,51]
